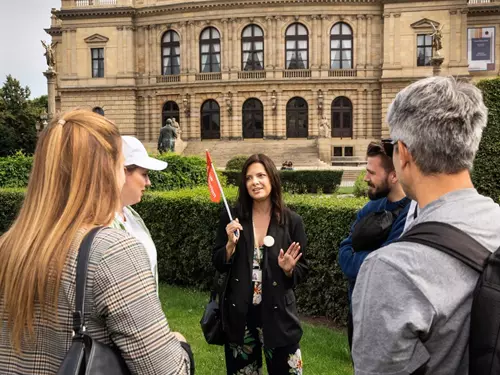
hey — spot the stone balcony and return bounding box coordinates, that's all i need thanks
[62,0,132,8]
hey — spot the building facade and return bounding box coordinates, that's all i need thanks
[46,0,500,162]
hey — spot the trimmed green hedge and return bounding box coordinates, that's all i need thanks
[353,171,368,198]
[473,79,500,202]
[0,187,365,323]
[0,152,208,191]
[225,155,248,171]
[223,170,343,194]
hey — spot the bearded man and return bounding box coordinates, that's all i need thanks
[338,141,410,351]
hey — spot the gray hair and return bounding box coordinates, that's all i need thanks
[387,76,488,174]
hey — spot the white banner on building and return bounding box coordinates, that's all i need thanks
[468,27,495,71]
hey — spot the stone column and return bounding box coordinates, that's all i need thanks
[382,14,391,68]
[311,15,318,69]
[222,19,229,71]
[460,9,469,65]
[150,26,158,76]
[274,16,281,69]
[188,21,195,73]
[265,16,273,69]
[366,15,373,67]
[393,13,401,67]
[320,15,328,69]
[367,89,373,137]
[117,26,124,74]
[449,10,458,65]
[231,19,239,71]
[127,26,136,74]
[70,29,77,75]
[318,15,324,69]
[355,88,364,139]
[44,70,57,120]
[144,26,150,76]
[356,15,364,69]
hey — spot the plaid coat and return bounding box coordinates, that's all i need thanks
[0,228,190,374]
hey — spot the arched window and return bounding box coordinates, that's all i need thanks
[92,106,104,116]
[162,30,181,75]
[286,97,308,138]
[200,28,221,73]
[201,100,220,139]
[242,98,264,138]
[331,97,353,138]
[242,25,264,71]
[162,101,180,127]
[330,23,353,69]
[285,23,309,69]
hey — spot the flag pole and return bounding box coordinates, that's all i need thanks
[211,159,233,222]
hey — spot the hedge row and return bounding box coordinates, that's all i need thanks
[223,170,344,194]
[0,187,366,324]
[473,78,500,203]
[0,152,208,191]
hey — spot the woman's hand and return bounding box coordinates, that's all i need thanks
[278,242,302,277]
[225,218,242,260]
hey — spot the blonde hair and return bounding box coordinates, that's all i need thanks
[0,109,122,350]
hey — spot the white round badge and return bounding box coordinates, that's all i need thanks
[263,235,275,247]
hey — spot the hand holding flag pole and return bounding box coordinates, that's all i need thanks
[206,151,238,238]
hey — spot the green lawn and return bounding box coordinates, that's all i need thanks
[336,186,355,195]
[160,284,353,375]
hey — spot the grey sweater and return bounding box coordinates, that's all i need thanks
[352,188,500,375]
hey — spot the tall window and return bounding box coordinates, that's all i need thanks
[201,100,220,139]
[331,97,353,138]
[200,27,221,73]
[162,30,180,75]
[331,23,353,69]
[91,48,104,78]
[286,97,308,138]
[162,101,180,126]
[417,34,432,66]
[285,23,308,69]
[242,25,264,71]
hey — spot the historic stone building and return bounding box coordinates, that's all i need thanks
[45,0,500,165]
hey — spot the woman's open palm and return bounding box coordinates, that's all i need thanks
[278,242,302,274]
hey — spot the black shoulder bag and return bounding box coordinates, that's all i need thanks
[57,227,131,375]
[200,270,229,346]
[351,199,410,252]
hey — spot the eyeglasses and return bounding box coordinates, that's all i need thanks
[381,138,397,157]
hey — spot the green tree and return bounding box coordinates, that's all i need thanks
[0,75,43,156]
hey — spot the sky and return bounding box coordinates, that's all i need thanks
[0,0,61,98]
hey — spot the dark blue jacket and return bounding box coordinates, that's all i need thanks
[338,197,410,303]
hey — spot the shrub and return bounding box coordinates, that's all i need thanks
[0,187,366,324]
[223,170,343,194]
[225,155,249,171]
[473,79,500,202]
[353,170,368,198]
[0,152,209,191]
[0,152,33,188]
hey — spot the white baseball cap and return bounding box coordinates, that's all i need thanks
[122,136,168,171]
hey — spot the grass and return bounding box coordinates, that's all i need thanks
[336,186,355,195]
[160,284,353,375]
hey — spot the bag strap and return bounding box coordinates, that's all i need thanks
[394,221,491,273]
[73,227,103,336]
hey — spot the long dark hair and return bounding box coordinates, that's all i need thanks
[236,154,287,224]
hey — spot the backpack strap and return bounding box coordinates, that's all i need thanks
[73,227,103,336]
[394,221,491,273]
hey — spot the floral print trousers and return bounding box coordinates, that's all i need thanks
[224,304,303,375]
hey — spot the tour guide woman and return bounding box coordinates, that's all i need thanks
[213,154,308,375]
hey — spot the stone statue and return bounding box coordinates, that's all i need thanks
[430,22,443,57]
[158,118,178,153]
[319,116,331,138]
[41,40,56,70]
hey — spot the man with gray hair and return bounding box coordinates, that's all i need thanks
[351,76,500,374]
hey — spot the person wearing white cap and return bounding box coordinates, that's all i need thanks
[111,136,168,292]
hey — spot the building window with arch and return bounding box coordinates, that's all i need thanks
[242,25,264,71]
[286,97,308,138]
[162,101,180,126]
[417,34,433,66]
[331,97,353,138]
[201,100,220,139]
[331,23,353,69]
[242,98,264,138]
[200,28,221,73]
[162,30,180,75]
[285,23,309,69]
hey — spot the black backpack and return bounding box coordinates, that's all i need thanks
[394,221,500,375]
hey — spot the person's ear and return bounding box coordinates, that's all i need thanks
[396,141,411,171]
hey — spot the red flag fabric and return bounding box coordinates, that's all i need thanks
[206,151,221,203]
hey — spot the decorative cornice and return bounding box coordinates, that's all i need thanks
[84,33,110,43]
[410,18,440,30]
[45,27,62,37]
[53,7,134,19]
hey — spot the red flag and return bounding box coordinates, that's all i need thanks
[206,151,221,203]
